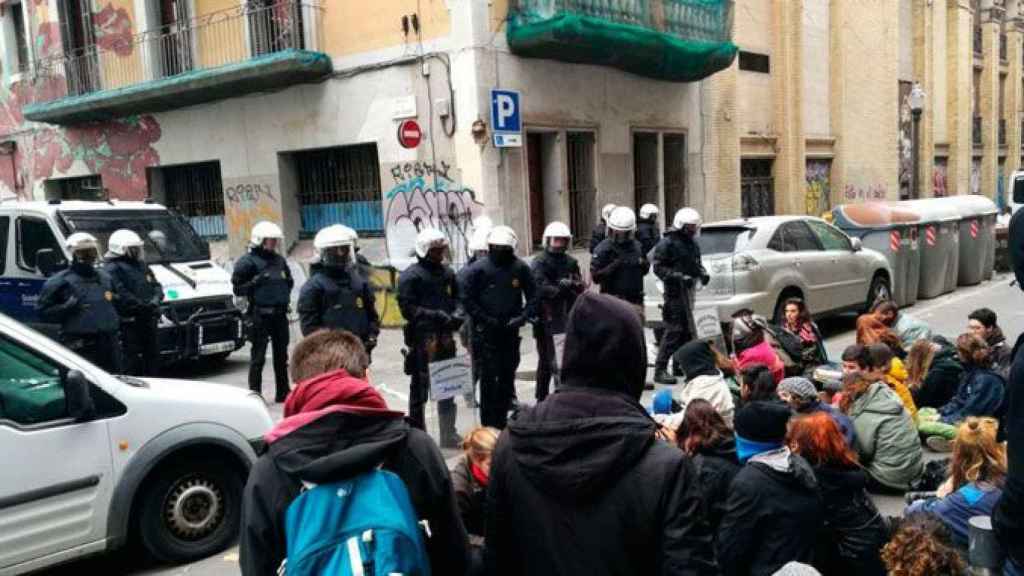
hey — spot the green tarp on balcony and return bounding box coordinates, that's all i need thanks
[508,0,738,82]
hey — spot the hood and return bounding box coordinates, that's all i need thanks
[812,464,868,492]
[853,381,906,416]
[988,325,1008,347]
[749,448,819,492]
[561,292,647,398]
[150,261,234,302]
[700,436,738,461]
[889,357,908,381]
[677,340,719,380]
[506,388,656,502]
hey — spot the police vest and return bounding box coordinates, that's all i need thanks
[250,254,291,308]
[318,272,371,339]
[61,270,120,335]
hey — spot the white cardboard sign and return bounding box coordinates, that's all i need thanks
[429,355,474,401]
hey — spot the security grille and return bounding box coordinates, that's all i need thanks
[663,133,687,218]
[160,161,226,238]
[295,144,383,234]
[741,159,774,217]
[567,132,597,246]
[633,132,659,209]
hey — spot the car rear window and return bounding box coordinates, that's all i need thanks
[697,227,756,255]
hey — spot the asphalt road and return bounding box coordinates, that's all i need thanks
[39,273,1024,575]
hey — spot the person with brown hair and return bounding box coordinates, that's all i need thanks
[787,413,887,576]
[905,338,964,409]
[872,299,933,351]
[239,330,469,576]
[675,399,740,538]
[918,334,1006,449]
[856,314,906,359]
[880,513,966,576]
[840,371,923,492]
[731,310,786,384]
[906,417,1007,549]
[781,298,826,366]
[452,426,499,545]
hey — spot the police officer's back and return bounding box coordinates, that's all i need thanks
[637,203,662,256]
[37,232,123,372]
[298,225,380,353]
[590,206,650,307]
[103,229,162,375]
[232,221,293,402]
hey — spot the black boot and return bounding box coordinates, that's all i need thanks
[654,368,677,385]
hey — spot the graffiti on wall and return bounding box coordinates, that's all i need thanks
[93,4,134,56]
[843,184,887,202]
[898,81,913,200]
[933,158,948,197]
[384,160,484,271]
[971,158,981,196]
[805,160,831,216]
[224,176,282,254]
[0,2,162,201]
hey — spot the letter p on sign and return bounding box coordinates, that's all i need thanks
[490,89,522,147]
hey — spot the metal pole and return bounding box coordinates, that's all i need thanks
[912,109,922,199]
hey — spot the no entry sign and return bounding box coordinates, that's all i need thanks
[397,119,422,149]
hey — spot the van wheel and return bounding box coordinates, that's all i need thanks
[138,460,242,564]
[865,274,891,312]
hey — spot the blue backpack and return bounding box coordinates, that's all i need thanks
[283,469,431,576]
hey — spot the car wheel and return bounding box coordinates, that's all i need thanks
[138,460,242,564]
[865,274,891,312]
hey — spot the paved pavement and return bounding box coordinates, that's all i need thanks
[39,273,1024,575]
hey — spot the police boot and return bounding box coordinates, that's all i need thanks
[654,368,677,386]
[437,400,461,450]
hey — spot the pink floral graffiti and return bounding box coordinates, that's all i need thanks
[93,4,134,57]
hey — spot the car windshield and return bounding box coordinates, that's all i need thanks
[698,226,756,255]
[60,209,207,264]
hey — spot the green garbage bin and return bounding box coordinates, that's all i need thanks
[899,199,960,299]
[943,195,998,284]
[832,202,921,308]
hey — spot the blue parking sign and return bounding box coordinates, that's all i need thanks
[490,89,522,139]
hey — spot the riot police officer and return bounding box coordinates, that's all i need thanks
[637,203,662,256]
[232,221,293,402]
[590,206,650,311]
[397,227,464,447]
[298,225,380,354]
[37,232,123,373]
[531,221,584,402]
[457,216,493,409]
[103,229,163,376]
[589,203,617,254]
[461,225,537,429]
[652,208,709,384]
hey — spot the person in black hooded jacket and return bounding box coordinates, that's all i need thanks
[675,398,740,540]
[239,330,468,576]
[484,292,715,576]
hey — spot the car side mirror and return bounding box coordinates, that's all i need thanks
[65,369,95,422]
[36,248,67,277]
[850,237,863,252]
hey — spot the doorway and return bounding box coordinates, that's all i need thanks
[526,132,564,249]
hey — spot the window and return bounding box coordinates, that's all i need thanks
[739,51,770,73]
[152,161,226,238]
[9,1,29,73]
[807,220,851,251]
[698,226,756,255]
[0,216,8,272]
[0,337,66,425]
[771,221,821,252]
[46,175,103,200]
[17,217,63,272]
[294,144,383,234]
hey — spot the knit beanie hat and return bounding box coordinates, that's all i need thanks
[734,401,792,462]
[778,377,818,401]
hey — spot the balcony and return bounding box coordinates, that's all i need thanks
[974,116,983,146]
[507,0,738,82]
[22,1,330,125]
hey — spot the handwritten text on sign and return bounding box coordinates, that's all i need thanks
[429,355,473,401]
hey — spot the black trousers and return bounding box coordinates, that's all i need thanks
[534,325,558,402]
[121,313,159,376]
[655,298,694,370]
[67,331,123,374]
[408,332,457,438]
[249,310,290,399]
[480,328,521,429]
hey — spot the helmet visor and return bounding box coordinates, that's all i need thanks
[126,246,144,261]
[74,247,99,265]
[322,245,351,266]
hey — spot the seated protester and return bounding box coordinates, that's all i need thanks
[717,401,822,576]
[857,313,907,359]
[880,513,967,576]
[866,343,918,420]
[673,340,737,427]
[918,334,1006,450]
[840,371,924,493]
[452,427,499,552]
[873,300,933,352]
[831,344,872,408]
[732,310,786,384]
[788,413,888,576]
[781,298,827,367]
[239,330,469,576]
[906,339,964,410]
[675,399,741,541]
[968,308,1013,380]
[740,364,783,406]
[778,377,857,447]
[484,292,716,576]
[906,417,1007,550]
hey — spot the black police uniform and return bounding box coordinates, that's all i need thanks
[457,254,484,407]
[460,251,537,429]
[397,256,462,442]
[637,217,662,257]
[652,230,708,373]
[530,250,584,402]
[297,262,380,352]
[588,219,607,254]
[37,263,123,373]
[590,237,651,308]
[104,255,163,376]
[232,247,293,400]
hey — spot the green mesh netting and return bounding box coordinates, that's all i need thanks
[508,0,737,82]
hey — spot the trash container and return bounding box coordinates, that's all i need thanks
[943,194,998,284]
[898,199,960,299]
[832,202,921,307]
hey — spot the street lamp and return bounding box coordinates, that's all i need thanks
[909,83,925,199]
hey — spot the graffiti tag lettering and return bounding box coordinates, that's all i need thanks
[805,160,831,216]
[843,184,887,202]
[389,161,453,185]
[225,183,276,204]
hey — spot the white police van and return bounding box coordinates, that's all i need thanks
[0,200,245,364]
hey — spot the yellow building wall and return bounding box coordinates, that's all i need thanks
[95,0,144,89]
[194,0,247,69]
[736,0,774,137]
[323,0,450,57]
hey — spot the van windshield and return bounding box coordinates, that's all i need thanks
[60,209,207,264]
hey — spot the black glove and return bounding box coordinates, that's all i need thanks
[558,278,575,292]
[700,273,711,286]
[507,315,527,330]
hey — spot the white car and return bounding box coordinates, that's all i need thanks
[0,313,273,575]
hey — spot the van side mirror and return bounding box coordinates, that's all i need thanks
[65,369,95,422]
[35,248,67,277]
[850,237,863,252]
